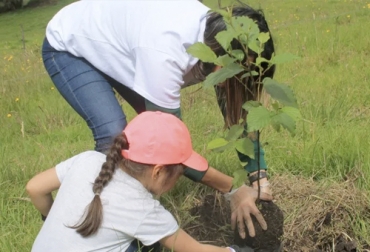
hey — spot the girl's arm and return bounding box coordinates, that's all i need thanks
[26,167,61,217]
[160,228,231,252]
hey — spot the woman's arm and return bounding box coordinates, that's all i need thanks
[26,167,61,217]
[160,228,231,252]
[200,166,233,193]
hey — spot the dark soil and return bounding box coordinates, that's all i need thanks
[234,201,284,252]
[184,193,233,246]
[184,193,283,252]
[184,190,368,252]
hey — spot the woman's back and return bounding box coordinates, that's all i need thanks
[45,1,209,105]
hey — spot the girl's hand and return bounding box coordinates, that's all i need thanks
[225,185,273,239]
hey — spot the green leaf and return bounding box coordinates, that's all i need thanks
[271,119,281,132]
[263,78,298,108]
[246,106,272,132]
[258,32,270,44]
[272,112,296,135]
[234,16,259,36]
[235,137,255,159]
[231,49,245,61]
[281,106,302,120]
[207,138,229,150]
[232,16,251,28]
[271,101,280,111]
[256,56,269,66]
[248,40,260,54]
[230,16,244,34]
[203,63,244,88]
[270,53,300,65]
[241,71,259,79]
[242,100,261,112]
[226,125,244,141]
[214,55,236,67]
[215,30,235,51]
[239,34,249,46]
[240,160,248,167]
[186,42,217,63]
[213,142,234,152]
[225,21,236,35]
[232,169,248,187]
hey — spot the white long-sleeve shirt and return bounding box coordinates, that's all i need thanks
[46,0,210,109]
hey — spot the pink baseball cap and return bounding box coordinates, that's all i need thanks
[121,111,208,171]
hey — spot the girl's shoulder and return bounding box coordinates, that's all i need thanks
[67,150,106,163]
[55,151,106,180]
[78,150,106,159]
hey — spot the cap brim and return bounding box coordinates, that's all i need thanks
[182,150,208,172]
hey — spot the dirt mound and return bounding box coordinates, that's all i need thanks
[183,174,370,251]
[234,201,284,251]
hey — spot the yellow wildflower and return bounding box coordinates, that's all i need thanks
[7,113,12,118]
[7,55,13,61]
[51,87,55,90]
[15,98,19,102]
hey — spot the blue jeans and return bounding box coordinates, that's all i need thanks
[126,240,160,252]
[42,38,181,153]
[42,38,148,152]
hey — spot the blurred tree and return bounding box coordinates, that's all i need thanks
[0,0,56,13]
[0,0,23,12]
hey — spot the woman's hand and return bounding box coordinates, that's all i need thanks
[225,185,273,238]
[198,166,273,238]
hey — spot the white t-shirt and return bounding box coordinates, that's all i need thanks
[46,0,210,109]
[32,151,179,252]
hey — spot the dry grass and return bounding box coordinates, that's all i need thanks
[272,174,370,251]
[183,174,370,251]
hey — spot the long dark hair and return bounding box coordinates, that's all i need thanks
[193,5,275,127]
[70,134,184,237]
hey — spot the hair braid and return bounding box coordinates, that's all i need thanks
[70,134,127,237]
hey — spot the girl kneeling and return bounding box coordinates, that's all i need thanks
[27,111,245,252]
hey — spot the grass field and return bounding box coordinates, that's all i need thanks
[1,0,370,251]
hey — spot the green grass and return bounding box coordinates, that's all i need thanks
[1,0,370,251]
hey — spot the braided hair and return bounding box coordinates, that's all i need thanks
[70,133,184,237]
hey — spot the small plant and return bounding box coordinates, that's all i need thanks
[187,8,301,187]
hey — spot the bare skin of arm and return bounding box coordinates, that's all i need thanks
[26,167,60,217]
[160,228,231,252]
[200,166,233,193]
